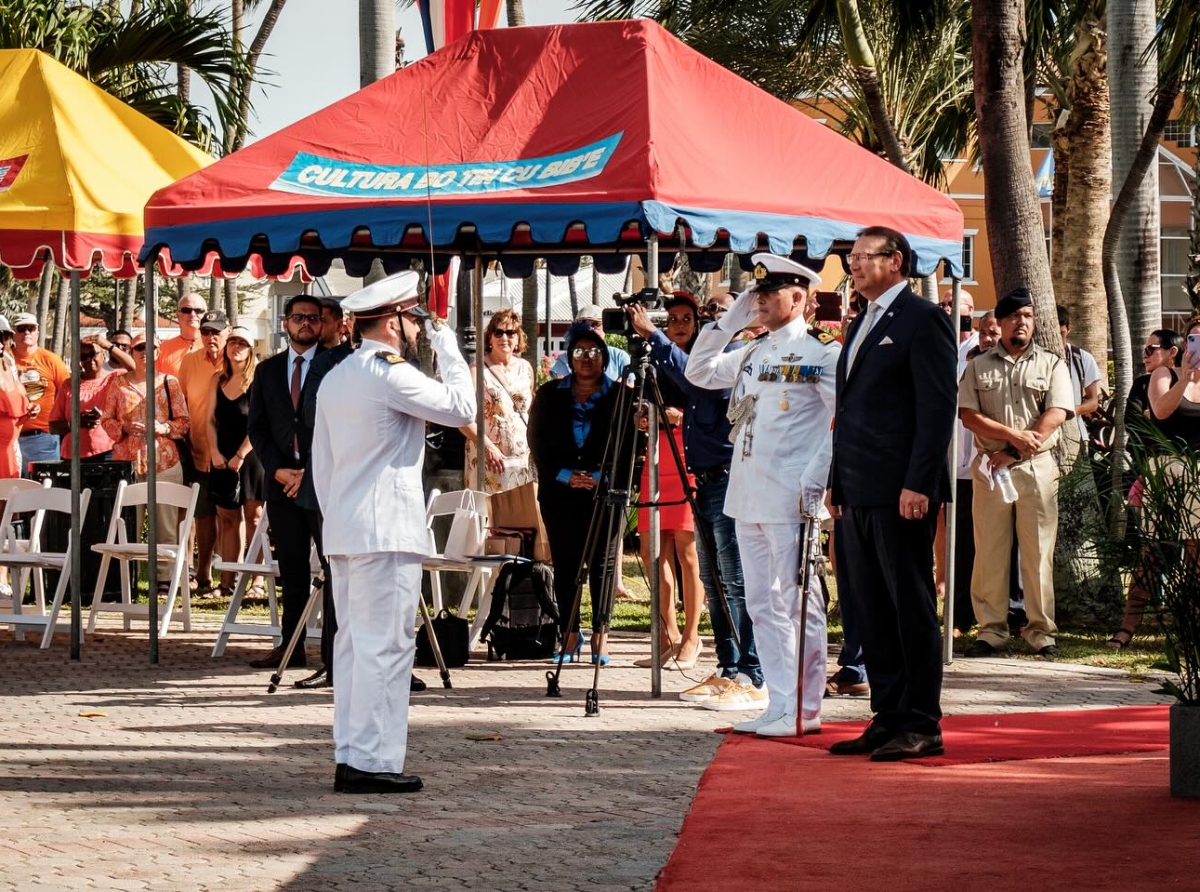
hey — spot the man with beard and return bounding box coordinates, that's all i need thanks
[246,296,325,669]
[958,287,1073,659]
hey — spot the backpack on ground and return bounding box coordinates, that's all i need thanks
[480,559,559,661]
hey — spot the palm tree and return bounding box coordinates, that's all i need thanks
[358,0,395,89]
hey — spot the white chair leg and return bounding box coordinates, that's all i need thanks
[120,559,132,630]
[212,570,251,657]
[86,553,110,634]
[430,570,445,613]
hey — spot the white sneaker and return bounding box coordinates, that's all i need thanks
[679,673,735,703]
[732,709,784,734]
[701,679,769,712]
[756,713,822,737]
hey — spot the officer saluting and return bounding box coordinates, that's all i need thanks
[686,253,839,737]
[312,270,475,794]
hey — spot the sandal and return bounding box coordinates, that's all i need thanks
[1106,628,1134,650]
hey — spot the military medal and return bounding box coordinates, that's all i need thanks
[779,390,790,412]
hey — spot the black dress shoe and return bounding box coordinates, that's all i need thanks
[963,639,998,658]
[340,766,423,794]
[249,646,307,670]
[870,731,945,762]
[829,720,896,756]
[334,763,347,792]
[411,675,427,692]
[1036,644,1060,659]
[294,667,331,689]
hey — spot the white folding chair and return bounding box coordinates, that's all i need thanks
[0,485,92,649]
[86,480,200,638]
[0,478,53,615]
[421,489,503,649]
[211,508,281,656]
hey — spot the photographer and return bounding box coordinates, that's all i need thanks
[627,292,766,712]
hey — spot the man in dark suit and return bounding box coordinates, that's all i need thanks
[826,226,957,761]
[246,295,325,669]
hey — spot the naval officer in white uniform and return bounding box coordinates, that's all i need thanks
[685,254,839,737]
[312,270,475,794]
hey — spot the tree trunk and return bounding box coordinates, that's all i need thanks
[1110,0,1161,355]
[591,259,600,307]
[1049,130,1070,300]
[52,274,68,357]
[838,0,911,173]
[227,0,290,154]
[972,0,1058,354]
[567,273,578,319]
[34,261,53,322]
[1057,6,1110,362]
[506,0,526,27]
[121,279,138,330]
[728,262,750,294]
[359,0,396,88]
[223,278,238,326]
[521,270,539,365]
[178,0,192,105]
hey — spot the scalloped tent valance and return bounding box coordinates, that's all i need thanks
[142,19,964,279]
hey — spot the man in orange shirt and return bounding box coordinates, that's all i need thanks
[179,310,228,592]
[156,293,207,377]
[12,313,69,476]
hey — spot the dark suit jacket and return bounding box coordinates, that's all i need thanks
[830,286,957,508]
[247,345,325,504]
[528,378,628,503]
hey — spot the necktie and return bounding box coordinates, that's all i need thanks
[291,355,303,455]
[846,302,881,372]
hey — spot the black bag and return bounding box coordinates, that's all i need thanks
[415,608,470,668]
[480,560,559,661]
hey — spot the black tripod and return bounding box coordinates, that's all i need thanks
[544,336,739,715]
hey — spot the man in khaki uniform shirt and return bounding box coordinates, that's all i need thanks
[957,288,1074,658]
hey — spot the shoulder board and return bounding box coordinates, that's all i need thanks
[808,326,836,345]
[375,350,405,365]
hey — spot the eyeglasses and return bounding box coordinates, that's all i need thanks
[200,328,224,336]
[1144,345,1165,356]
[178,307,206,315]
[704,303,728,315]
[131,344,147,353]
[847,251,894,264]
[288,313,321,324]
[586,320,603,329]
[572,347,603,360]
[15,325,36,333]
[492,329,520,338]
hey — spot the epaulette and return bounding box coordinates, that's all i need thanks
[375,350,405,365]
[809,326,836,345]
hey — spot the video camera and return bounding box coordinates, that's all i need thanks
[601,288,668,340]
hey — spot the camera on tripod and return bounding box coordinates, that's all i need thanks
[601,288,668,341]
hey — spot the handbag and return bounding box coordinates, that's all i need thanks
[442,496,486,561]
[415,608,470,667]
[164,377,197,483]
[489,481,550,562]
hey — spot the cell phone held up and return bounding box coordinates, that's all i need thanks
[1187,332,1200,366]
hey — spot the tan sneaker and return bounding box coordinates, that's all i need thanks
[702,680,770,713]
[679,673,734,703]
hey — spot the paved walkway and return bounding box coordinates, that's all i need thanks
[0,620,1172,892]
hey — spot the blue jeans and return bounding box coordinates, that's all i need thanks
[693,473,762,686]
[19,430,61,477]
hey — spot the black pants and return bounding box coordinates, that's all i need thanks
[266,497,323,648]
[540,493,620,634]
[835,505,943,735]
[953,479,977,634]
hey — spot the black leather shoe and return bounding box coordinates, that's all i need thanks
[1036,644,1060,659]
[411,675,427,692]
[340,766,423,794]
[870,730,945,762]
[963,639,998,658]
[334,763,347,792]
[294,667,331,689]
[249,646,306,669]
[829,720,896,756]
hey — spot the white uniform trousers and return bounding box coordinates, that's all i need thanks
[735,521,826,721]
[330,551,422,773]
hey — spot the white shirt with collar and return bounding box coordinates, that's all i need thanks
[286,343,318,390]
[846,279,907,355]
[686,312,840,524]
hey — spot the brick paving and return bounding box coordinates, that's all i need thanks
[0,619,1173,892]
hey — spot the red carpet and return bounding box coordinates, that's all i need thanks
[659,727,1200,892]
[722,705,1170,766]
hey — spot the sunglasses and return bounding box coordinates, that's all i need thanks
[572,346,603,360]
[15,325,36,333]
[288,313,321,324]
[704,304,728,315]
[1144,345,1165,356]
[131,344,147,353]
[200,328,224,335]
[492,329,520,338]
[178,307,206,315]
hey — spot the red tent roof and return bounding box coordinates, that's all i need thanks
[143,20,963,279]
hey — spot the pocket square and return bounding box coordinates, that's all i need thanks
[879,336,895,345]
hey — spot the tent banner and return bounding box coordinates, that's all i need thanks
[269,133,623,199]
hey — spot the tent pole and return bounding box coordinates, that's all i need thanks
[943,276,961,665]
[647,233,661,699]
[543,264,551,358]
[473,256,486,495]
[69,270,82,661]
[145,265,159,664]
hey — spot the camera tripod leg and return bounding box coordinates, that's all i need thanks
[416,594,452,689]
[267,575,324,694]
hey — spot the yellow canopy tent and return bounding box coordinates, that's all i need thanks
[0,49,212,660]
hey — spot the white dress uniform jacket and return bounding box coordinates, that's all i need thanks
[686,312,840,522]
[313,332,476,555]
